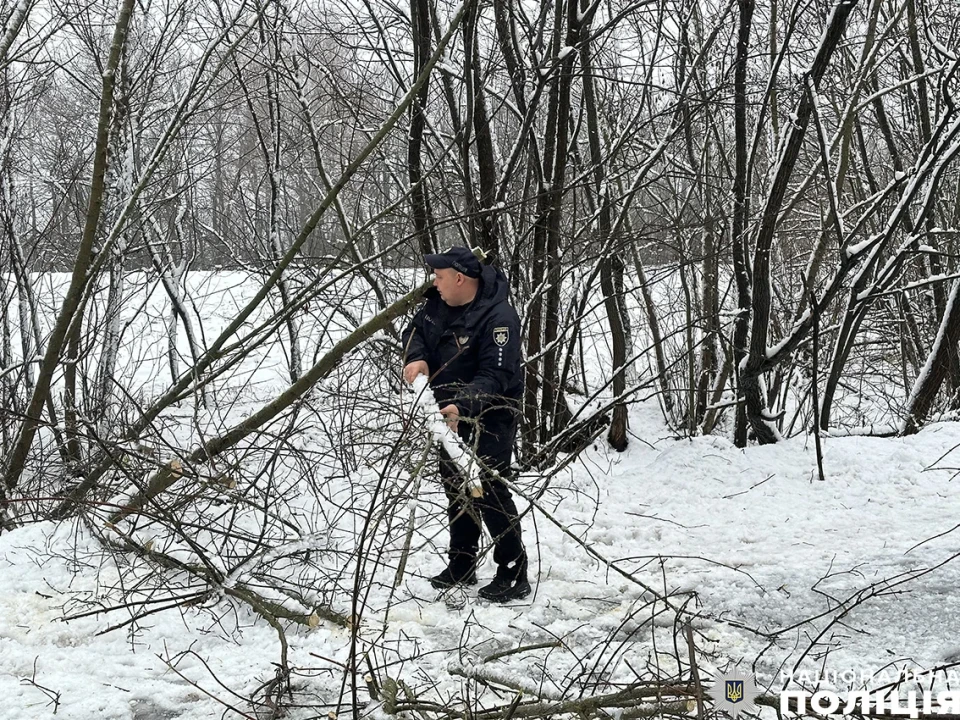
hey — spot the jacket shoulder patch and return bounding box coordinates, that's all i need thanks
[493,326,509,347]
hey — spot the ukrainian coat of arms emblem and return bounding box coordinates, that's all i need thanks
[708,669,757,718]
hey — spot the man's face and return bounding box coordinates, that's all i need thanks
[432,267,465,305]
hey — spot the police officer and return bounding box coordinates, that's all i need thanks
[401,246,530,602]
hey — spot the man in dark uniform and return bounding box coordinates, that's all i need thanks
[401,246,530,603]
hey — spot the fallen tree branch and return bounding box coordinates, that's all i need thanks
[90,518,350,630]
[106,279,432,525]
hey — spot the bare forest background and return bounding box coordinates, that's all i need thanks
[0,0,959,713]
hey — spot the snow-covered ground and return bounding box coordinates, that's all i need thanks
[3,398,960,718]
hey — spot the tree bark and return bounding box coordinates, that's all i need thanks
[580,0,627,451]
[902,279,960,435]
[731,0,754,447]
[522,0,566,456]
[463,2,500,258]
[740,0,858,444]
[540,0,581,447]
[408,0,438,256]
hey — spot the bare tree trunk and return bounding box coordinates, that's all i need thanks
[540,0,582,448]
[768,0,780,147]
[94,40,134,434]
[614,258,636,388]
[0,0,32,68]
[696,215,719,427]
[94,247,125,430]
[902,278,960,435]
[62,297,84,469]
[904,0,956,393]
[408,0,438,256]
[262,10,301,383]
[580,0,627,451]
[9,232,35,392]
[629,240,673,415]
[731,0,754,447]
[740,0,858,444]
[678,247,697,435]
[463,1,500,257]
[145,205,204,400]
[522,0,566,457]
[0,236,12,450]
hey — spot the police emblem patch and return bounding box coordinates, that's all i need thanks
[708,669,757,718]
[493,326,509,347]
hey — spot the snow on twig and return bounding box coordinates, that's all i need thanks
[408,375,484,496]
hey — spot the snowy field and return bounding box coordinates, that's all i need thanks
[1,271,959,719]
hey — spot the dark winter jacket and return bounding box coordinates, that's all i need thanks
[402,265,523,440]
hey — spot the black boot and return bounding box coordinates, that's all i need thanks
[478,575,531,602]
[478,558,530,602]
[429,555,478,589]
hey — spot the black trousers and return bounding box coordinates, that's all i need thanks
[439,414,526,579]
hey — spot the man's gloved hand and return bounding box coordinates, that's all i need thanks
[403,360,429,384]
[439,404,460,433]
